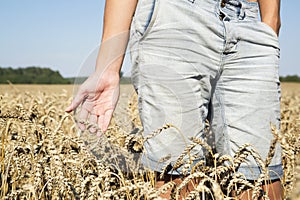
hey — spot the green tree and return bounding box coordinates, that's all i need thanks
[0,66,70,84]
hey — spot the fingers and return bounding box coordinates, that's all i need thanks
[97,114,104,137]
[89,114,98,133]
[65,87,116,134]
[77,108,89,131]
[75,108,113,134]
[94,109,113,133]
[102,110,114,133]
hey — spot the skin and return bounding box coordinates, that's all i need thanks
[238,180,283,200]
[65,0,137,133]
[258,0,281,36]
[66,0,282,199]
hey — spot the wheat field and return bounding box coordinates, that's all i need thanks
[0,83,299,199]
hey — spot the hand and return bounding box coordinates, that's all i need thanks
[65,70,120,133]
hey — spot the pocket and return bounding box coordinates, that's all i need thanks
[258,21,279,40]
[132,0,160,41]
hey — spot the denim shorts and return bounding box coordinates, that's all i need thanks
[129,0,283,180]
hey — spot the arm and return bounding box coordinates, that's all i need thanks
[66,0,137,133]
[98,0,138,74]
[258,0,281,36]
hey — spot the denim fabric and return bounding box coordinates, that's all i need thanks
[129,0,283,180]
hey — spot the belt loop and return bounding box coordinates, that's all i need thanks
[239,2,246,20]
[239,8,246,20]
[219,12,225,21]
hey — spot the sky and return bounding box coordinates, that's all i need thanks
[0,0,299,78]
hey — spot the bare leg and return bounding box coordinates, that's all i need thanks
[155,174,196,199]
[239,180,283,200]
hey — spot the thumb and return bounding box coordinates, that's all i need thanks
[65,91,86,112]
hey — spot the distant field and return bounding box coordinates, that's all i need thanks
[0,82,298,94]
[281,82,300,93]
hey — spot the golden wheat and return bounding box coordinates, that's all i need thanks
[0,83,299,199]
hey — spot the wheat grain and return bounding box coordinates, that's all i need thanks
[0,84,299,199]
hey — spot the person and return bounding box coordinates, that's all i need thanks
[66,0,283,199]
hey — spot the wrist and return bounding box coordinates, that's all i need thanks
[95,39,126,74]
[95,67,121,78]
[95,58,123,75]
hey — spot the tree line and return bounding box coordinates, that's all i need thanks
[0,67,70,84]
[279,75,300,83]
[0,67,299,84]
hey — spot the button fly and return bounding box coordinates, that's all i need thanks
[219,12,225,20]
[219,0,226,21]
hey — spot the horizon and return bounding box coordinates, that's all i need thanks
[1,65,300,79]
